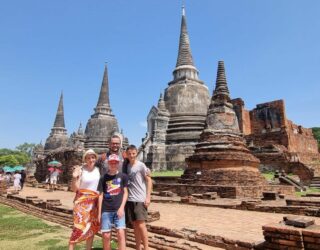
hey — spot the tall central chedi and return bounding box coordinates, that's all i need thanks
[84,64,120,153]
[143,7,210,170]
[182,61,267,187]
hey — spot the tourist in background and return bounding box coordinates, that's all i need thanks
[13,170,21,192]
[69,149,100,250]
[20,170,26,190]
[98,154,128,250]
[5,172,12,187]
[50,168,59,191]
[125,145,152,250]
[0,169,4,181]
[96,134,124,175]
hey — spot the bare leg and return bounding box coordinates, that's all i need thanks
[68,242,75,250]
[102,232,112,250]
[133,221,142,250]
[134,220,149,250]
[117,229,126,250]
[86,235,94,250]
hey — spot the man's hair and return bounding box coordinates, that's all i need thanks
[126,144,137,152]
[110,134,121,142]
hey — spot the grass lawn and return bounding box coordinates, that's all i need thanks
[296,187,320,197]
[152,170,183,177]
[152,170,278,180]
[0,204,116,250]
[261,172,275,181]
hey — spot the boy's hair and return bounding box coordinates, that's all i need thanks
[126,144,137,152]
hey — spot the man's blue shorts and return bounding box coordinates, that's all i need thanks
[101,211,126,232]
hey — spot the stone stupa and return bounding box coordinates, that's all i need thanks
[84,64,120,153]
[182,61,267,188]
[44,93,69,151]
[143,7,210,170]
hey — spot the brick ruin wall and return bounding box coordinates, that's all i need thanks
[232,99,320,179]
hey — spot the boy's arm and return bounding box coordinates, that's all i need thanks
[144,175,152,207]
[117,187,128,218]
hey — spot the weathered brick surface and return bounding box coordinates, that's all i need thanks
[262,221,320,250]
[286,198,320,207]
[232,99,320,182]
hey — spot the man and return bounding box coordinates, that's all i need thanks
[96,134,124,175]
[20,170,26,190]
[125,145,152,250]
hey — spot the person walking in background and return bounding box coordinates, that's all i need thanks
[69,149,100,250]
[13,171,21,192]
[98,154,128,250]
[50,168,59,191]
[0,169,4,181]
[5,172,12,187]
[125,145,152,250]
[20,170,26,190]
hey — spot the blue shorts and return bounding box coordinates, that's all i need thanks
[101,211,126,232]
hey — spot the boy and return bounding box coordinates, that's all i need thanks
[125,145,152,250]
[98,154,128,250]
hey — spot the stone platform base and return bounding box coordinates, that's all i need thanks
[154,183,295,198]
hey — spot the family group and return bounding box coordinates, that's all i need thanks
[69,134,152,250]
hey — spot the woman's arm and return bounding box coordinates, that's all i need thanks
[98,193,103,222]
[71,165,82,192]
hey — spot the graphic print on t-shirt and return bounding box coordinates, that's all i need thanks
[104,177,121,199]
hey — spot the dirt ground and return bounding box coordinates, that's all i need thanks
[16,187,320,244]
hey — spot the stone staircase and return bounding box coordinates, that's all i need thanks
[309,176,320,189]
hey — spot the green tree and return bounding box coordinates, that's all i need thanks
[16,143,36,157]
[0,155,19,166]
[312,127,320,149]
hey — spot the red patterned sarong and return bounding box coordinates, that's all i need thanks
[69,189,100,243]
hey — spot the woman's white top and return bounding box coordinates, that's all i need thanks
[79,166,100,192]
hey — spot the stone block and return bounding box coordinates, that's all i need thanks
[202,192,218,199]
[279,194,286,199]
[284,216,315,228]
[263,192,277,200]
[181,196,197,203]
[46,199,62,206]
[191,193,203,199]
[159,190,176,197]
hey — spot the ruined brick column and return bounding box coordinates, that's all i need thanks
[183,61,267,186]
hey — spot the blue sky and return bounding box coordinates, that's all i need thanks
[1,0,319,149]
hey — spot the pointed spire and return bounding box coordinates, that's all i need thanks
[77,122,84,135]
[53,92,66,128]
[176,6,194,68]
[157,93,166,110]
[93,64,113,116]
[213,61,231,101]
[96,63,111,108]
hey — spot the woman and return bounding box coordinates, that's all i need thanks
[69,149,101,250]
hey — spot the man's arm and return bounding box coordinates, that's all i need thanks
[144,175,152,208]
